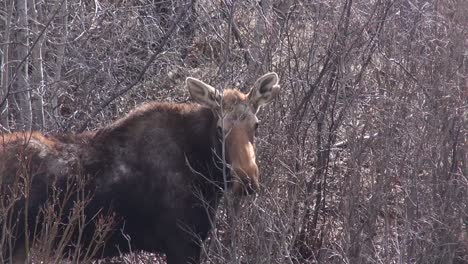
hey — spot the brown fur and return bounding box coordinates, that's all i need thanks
[0,101,252,264]
[1,73,279,264]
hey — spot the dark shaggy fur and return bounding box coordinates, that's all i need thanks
[0,102,228,264]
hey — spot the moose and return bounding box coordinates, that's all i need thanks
[0,73,280,264]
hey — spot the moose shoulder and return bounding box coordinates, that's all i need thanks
[0,73,280,264]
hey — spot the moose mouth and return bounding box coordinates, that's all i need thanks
[231,166,260,196]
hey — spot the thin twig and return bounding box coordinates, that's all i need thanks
[0,0,67,109]
[78,0,195,132]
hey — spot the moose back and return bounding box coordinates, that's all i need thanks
[0,73,280,264]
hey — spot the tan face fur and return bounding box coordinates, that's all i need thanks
[186,73,280,195]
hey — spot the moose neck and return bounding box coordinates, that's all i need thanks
[87,103,231,202]
[185,106,230,195]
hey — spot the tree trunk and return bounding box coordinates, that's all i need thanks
[0,0,14,131]
[13,0,32,131]
[29,0,45,130]
[247,0,271,80]
[51,0,68,122]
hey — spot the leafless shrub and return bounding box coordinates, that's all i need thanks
[1,0,467,263]
[0,137,114,263]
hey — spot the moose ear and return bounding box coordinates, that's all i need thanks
[186,77,221,109]
[248,72,280,112]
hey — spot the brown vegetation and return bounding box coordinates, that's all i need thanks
[1,0,467,263]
